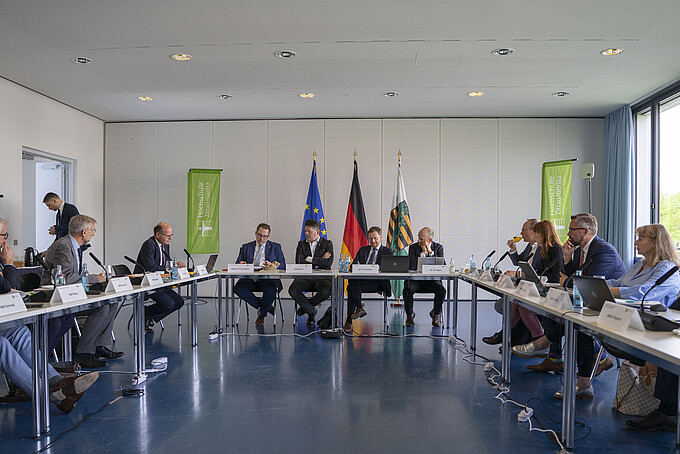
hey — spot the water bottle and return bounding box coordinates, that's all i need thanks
[470,254,476,270]
[81,263,89,291]
[55,265,65,286]
[482,256,490,271]
[464,258,470,273]
[572,270,583,309]
[338,256,344,272]
[343,255,350,272]
[171,257,179,280]
[449,257,455,273]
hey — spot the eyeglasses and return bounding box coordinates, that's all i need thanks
[160,232,173,238]
[86,228,96,233]
[567,227,586,232]
[0,232,8,239]
[255,232,269,239]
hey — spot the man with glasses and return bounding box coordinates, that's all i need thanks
[41,215,120,369]
[234,223,286,326]
[0,218,20,293]
[134,222,186,332]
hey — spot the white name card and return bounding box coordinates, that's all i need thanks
[497,274,515,289]
[597,301,643,331]
[545,288,573,311]
[177,267,190,279]
[50,283,87,304]
[105,276,133,293]
[228,264,254,273]
[287,264,312,273]
[352,264,379,273]
[141,272,164,287]
[516,280,541,298]
[0,293,27,316]
[481,270,495,283]
[195,265,209,276]
[422,264,448,274]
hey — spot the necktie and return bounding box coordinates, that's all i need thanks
[56,210,61,225]
[368,248,377,264]
[254,244,264,266]
[78,244,90,274]
[579,249,584,267]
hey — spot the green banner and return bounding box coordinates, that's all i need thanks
[187,169,221,254]
[541,160,572,243]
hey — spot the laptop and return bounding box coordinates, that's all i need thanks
[205,254,218,272]
[417,256,445,272]
[572,275,616,314]
[380,255,410,273]
[517,261,551,296]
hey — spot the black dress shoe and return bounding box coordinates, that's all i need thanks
[96,346,124,360]
[626,409,676,432]
[73,353,108,369]
[306,308,317,327]
[482,331,503,345]
[145,318,155,334]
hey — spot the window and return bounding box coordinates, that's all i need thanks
[659,94,680,246]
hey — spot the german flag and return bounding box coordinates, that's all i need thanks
[341,157,369,262]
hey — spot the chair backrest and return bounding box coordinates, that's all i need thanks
[18,272,41,291]
[112,264,132,276]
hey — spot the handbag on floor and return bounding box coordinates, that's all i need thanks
[612,361,660,416]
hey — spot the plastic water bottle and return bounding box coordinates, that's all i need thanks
[344,255,351,272]
[482,256,491,271]
[470,254,476,270]
[55,264,66,286]
[338,256,344,272]
[449,257,455,273]
[81,263,89,291]
[572,270,583,309]
[171,257,179,280]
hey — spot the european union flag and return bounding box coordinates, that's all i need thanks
[300,161,328,240]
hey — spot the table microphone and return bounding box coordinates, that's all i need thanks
[638,265,679,331]
[89,252,109,282]
[124,255,147,273]
[34,249,50,271]
[183,248,195,272]
[481,249,495,270]
[492,251,510,269]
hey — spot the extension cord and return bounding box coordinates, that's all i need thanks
[208,332,219,341]
[132,372,147,386]
[484,361,494,372]
[517,407,533,422]
[151,357,168,366]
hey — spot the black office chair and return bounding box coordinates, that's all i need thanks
[18,272,41,292]
[112,264,132,277]
[236,291,285,326]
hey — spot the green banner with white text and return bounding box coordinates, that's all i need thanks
[187,169,221,254]
[541,160,572,244]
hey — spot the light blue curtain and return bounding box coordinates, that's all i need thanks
[602,105,635,267]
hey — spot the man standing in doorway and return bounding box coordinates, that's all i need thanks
[44,192,79,240]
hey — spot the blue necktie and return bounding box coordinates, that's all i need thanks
[368,248,377,264]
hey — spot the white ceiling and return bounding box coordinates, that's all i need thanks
[1,0,679,122]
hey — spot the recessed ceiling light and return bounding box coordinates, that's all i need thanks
[138,96,153,101]
[382,91,399,97]
[600,48,624,56]
[217,94,233,100]
[552,91,570,97]
[491,48,514,56]
[467,91,485,97]
[70,57,92,64]
[275,50,297,59]
[298,92,315,98]
[170,53,192,61]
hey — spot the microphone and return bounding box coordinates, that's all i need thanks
[34,249,49,271]
[124,255,146,274]
[492,251,510,269]
[481,249,495,270]
[638,265,680,331]
[183,248,195,272]
[539,254,563,278]
[640,265,678,314]
[89,252,109,282]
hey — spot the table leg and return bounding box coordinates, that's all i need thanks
[217,275,224,333]
[470,283,478,352]
[501,295,511,383]
[676,376,680,445]
[444,278,451,330]
[39,314,50,434]
[30,319,43,438]
[191,281,198,347]
[134,292,145,377]
[452,276,458,336]
[62,328,72,362]
[562,319,576,449]
[229,277,235,327]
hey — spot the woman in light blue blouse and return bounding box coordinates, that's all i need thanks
[608,224,680,307]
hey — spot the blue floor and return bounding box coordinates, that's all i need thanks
[1,297,677,453]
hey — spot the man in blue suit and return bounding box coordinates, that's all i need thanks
[344,226,393,331]
[43,192,80,240]
[234,223,286,326]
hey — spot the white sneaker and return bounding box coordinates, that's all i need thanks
[511,342,549,359]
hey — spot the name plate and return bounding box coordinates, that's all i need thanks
[195,264,209,276]
[516,280,541,298]
[0,293,27,316]
[597,301,644,331]
[497,274,515,289]
[287,264,312,273]
[141,272,164,287]
[545,288,573,311]
[228,264,254,273]
[105,276,133,293]
[352,264,379,273]
[177,267,190,279]
[50,283,87,304]
[480,270,495,282]
[422,264,448,274]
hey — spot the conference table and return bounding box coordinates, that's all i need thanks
[457,271,680,450]
[0,271,218,438]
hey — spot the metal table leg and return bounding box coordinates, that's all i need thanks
[229,277,236,327]
[62,328,72,362]
[39,314,50,434]
[676,378,680,445]
[191,281,198,346]
[134,292,146,377]
[470,283,478,352]
[562,319,576,449]
[444,278,451,330]
[30,318,43,438]
[217,275,224,333]
[501,295,512,383]
[452,276,458,336]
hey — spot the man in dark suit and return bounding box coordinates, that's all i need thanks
[234,223,286,326]
[404,227,446,328]
[134,222,185,332]
[41,215,119,369]
[288,219,334,326]
[343,226,394,331]
[0,218,20,293]
[43,192,79,240]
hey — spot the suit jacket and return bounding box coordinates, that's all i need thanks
[54,202,79,239]
[41,235,98,286]
[352,245,394,296]
[295,237,334,270]
[0,259,20,293]
[407,241,445,271]
[509,243,541,269]
[563,236,626,287]
[236,240,286,290]
[535,244,564,284]
[135,237,170,273]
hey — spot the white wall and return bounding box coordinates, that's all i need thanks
[0,77,104,268]
[105,118,604,298]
